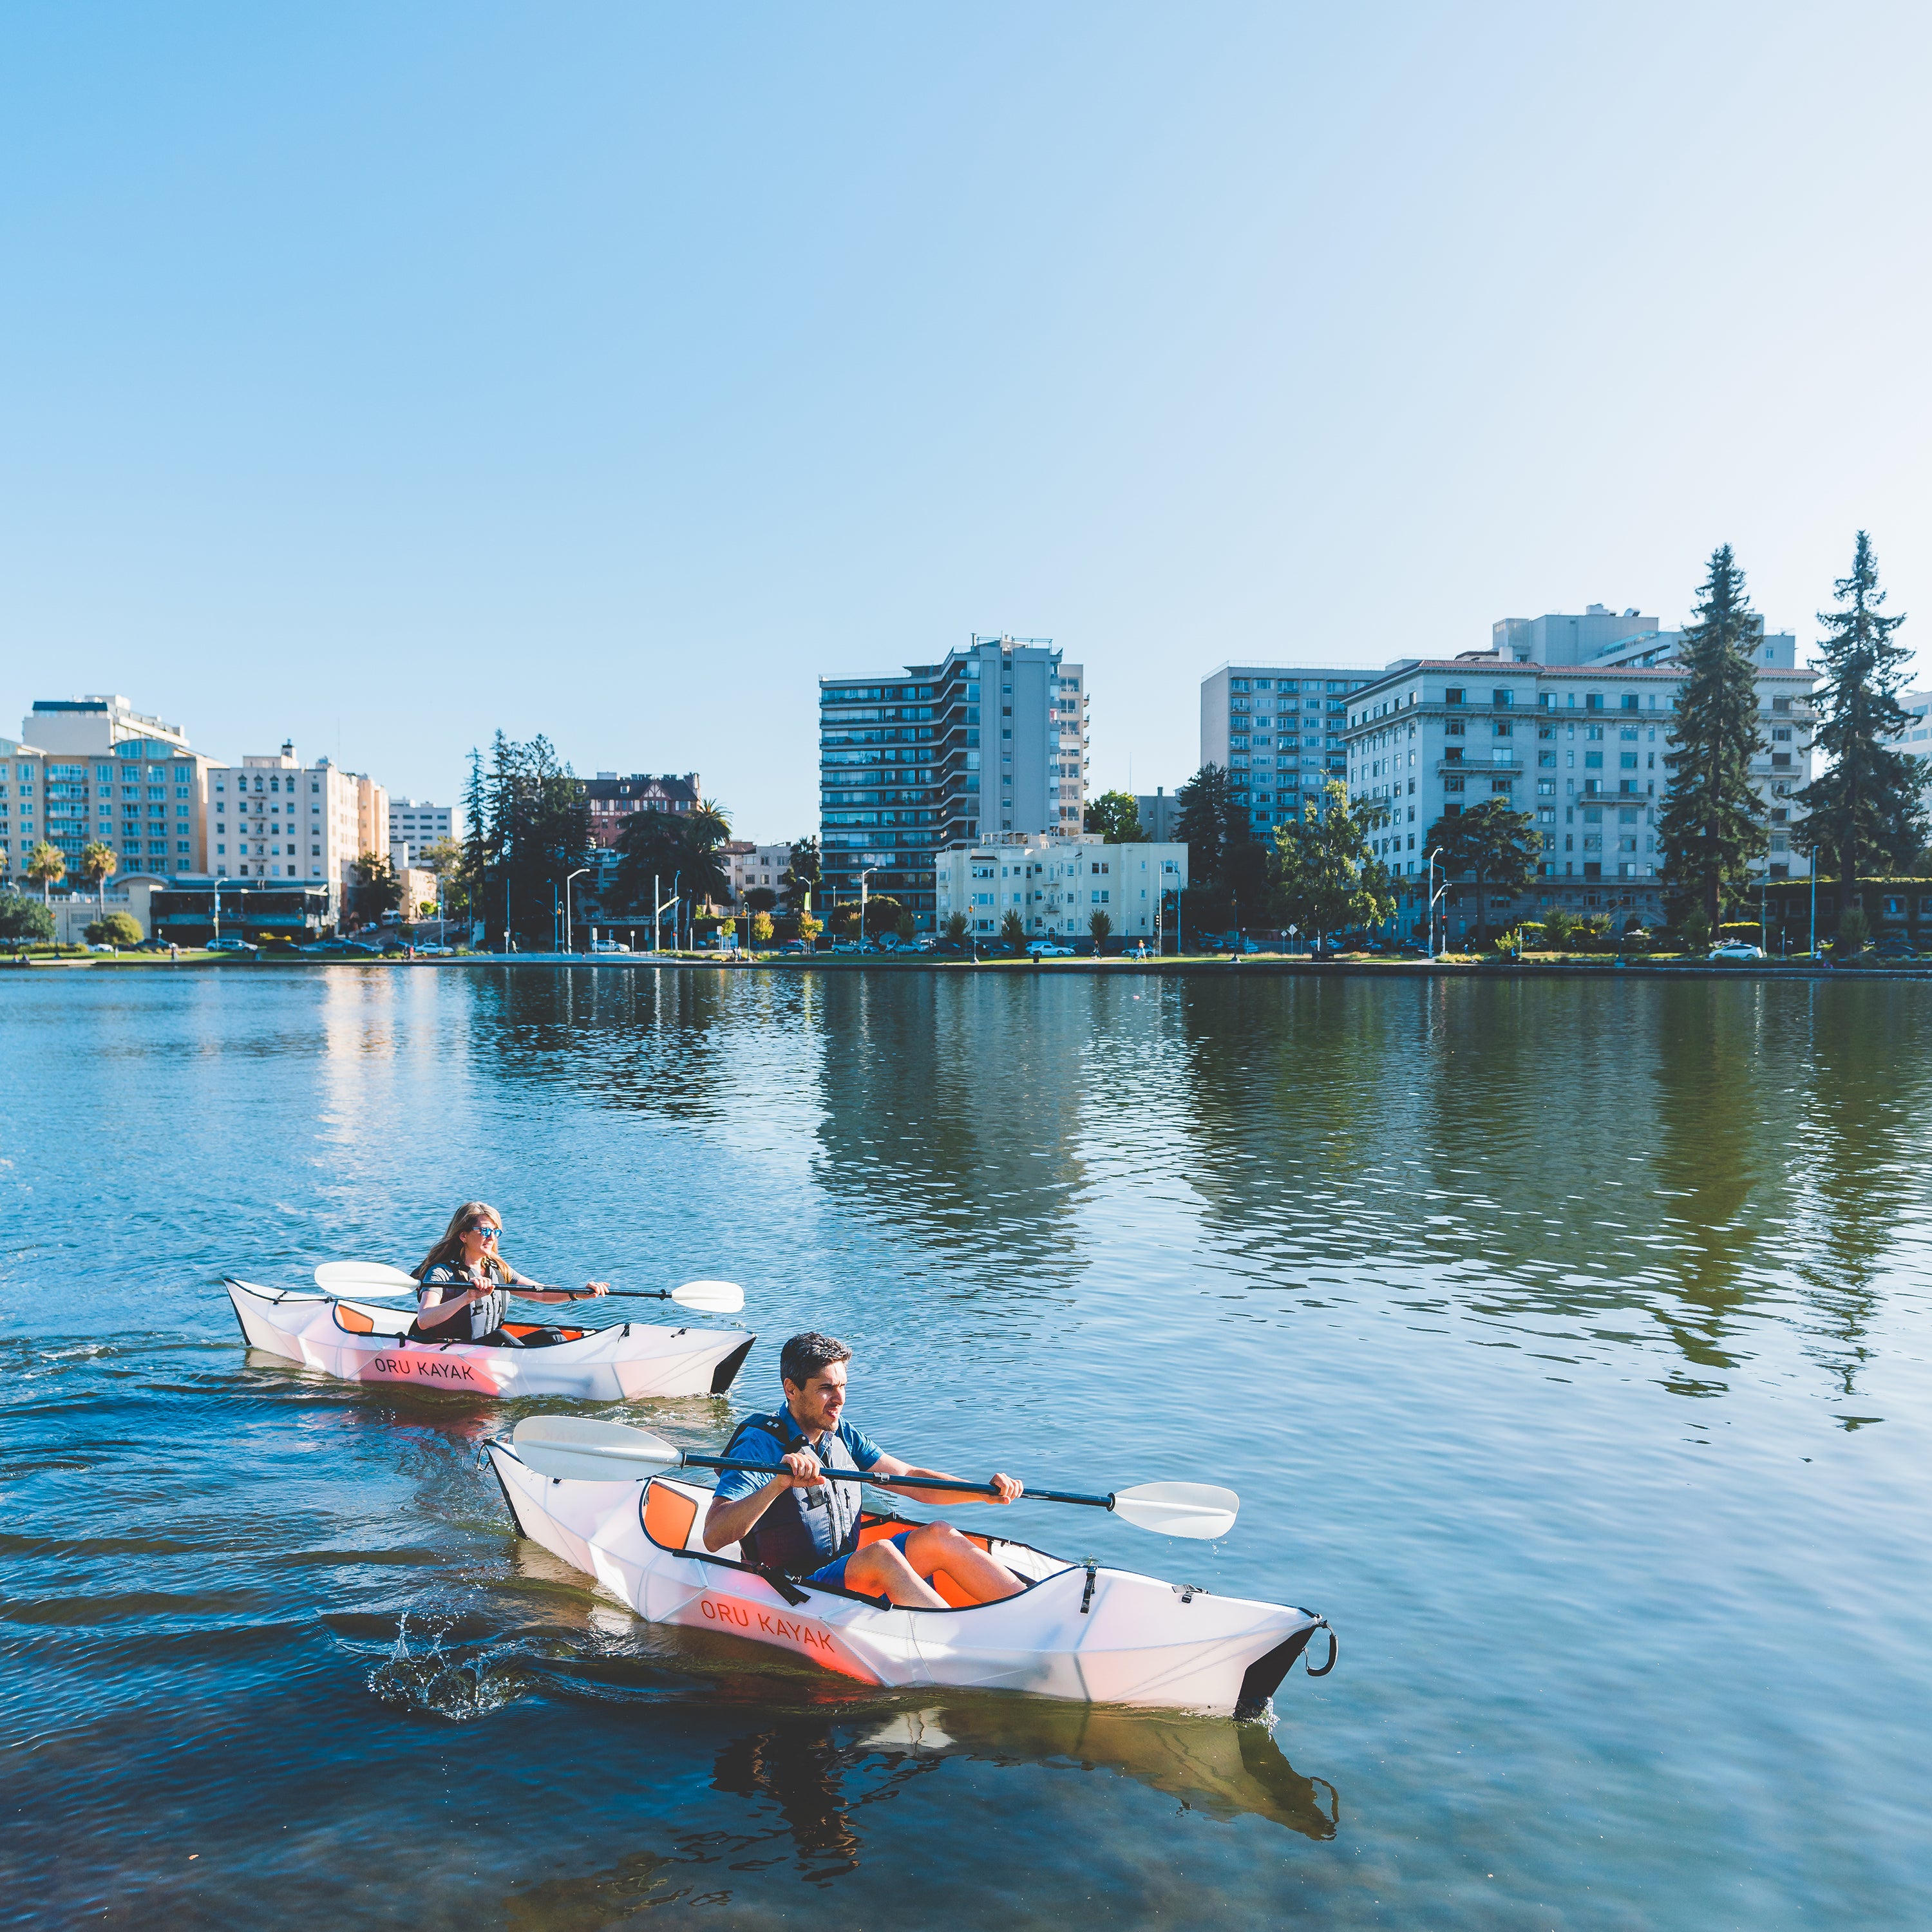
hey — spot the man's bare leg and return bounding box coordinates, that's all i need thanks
[839,1521,1027,1607]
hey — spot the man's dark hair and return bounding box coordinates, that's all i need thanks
[780,1331,852,1390]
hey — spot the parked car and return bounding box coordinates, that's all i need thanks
[1027,940,1075,958]
[1870,934,1918,960]
[588,938,632,954]
[207,936,256,954]
[1709,940,1766,961]
[302,939,375,957]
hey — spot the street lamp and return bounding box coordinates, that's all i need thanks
[858,867,876,951]
[562,867,588,954]
[1425,847,1448,959]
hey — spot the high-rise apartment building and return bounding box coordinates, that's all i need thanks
[1342,607,1817,934]
[1199,665,1377,833]
[820,636,1086,930]
[204,743,386,895]
[11,697,211,883]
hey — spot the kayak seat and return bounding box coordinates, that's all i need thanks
[853,1515,996,1605]
[643,1481,699,1552]
[334,1303,377,1336]
[498,1323,588,1346]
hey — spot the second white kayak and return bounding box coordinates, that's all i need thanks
[225,1278,755,1400]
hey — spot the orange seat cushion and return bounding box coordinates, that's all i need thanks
[853,1515,992,1603]
[334,1303,376,1335]
[643,1481,699,1550]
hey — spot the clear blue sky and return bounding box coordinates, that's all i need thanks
[3,4,1928,835]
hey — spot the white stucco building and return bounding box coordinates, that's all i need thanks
[1341,607,1817,935]
[934,831,1186,942]
[723,840,794,903]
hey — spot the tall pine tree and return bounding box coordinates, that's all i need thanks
[1795,531,1925,893]
[1658,545,1769,929]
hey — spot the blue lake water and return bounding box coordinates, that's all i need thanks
[4,965,1930,1927]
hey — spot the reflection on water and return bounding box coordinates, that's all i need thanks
[503,1699,1337,1924]
[5,968,1932,1929]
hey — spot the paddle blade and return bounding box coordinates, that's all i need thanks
[314,1261,419,1295]
[511,1414,683,1484]
[668,1278,745,1314]
[1110,1482,1240,1540]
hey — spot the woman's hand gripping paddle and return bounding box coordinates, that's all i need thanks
[312,1263,744,1314]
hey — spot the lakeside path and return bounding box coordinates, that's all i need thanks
[9,950,1932,981]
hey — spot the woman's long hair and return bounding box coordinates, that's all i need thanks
[413,1201,513,1282]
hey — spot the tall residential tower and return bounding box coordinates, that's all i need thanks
[820,636,1087,929]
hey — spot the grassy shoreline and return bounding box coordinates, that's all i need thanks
[6,949,1924,980]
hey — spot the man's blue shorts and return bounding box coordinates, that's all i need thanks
[806,1529,911,1593]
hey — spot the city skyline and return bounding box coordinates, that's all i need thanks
[3,8,1927,835]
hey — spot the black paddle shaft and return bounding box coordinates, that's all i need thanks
[679,1452,1113,1511]
[521,1284,675,1300]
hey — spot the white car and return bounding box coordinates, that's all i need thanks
[1027,940,1075,958]
[588,940,631,954]
[1709,940,1765,960]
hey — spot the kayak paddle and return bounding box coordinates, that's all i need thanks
[311,1263,745,1314]
[509,1415,1240,1541]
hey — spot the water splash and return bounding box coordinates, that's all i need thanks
[366,1611,525,1721]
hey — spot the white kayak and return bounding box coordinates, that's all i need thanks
[485,1439,1334,1717]
[225,1278,755,1401]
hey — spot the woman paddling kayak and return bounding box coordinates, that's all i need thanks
[409,1200,608,1348]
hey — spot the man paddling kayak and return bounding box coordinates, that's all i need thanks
[408,1200,608,1347]
[703,1332,1027,1608]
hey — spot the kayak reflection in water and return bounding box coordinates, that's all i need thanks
[408,1200,609,1349]
[703,1332,1028,1608]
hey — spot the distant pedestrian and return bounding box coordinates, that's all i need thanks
[169,942,179,961]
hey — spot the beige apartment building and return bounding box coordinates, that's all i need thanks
[934,830,1187,942]
[204,742,388,895]
[723,840,794,903]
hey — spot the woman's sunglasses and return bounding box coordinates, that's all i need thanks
[467,1223,501,1242]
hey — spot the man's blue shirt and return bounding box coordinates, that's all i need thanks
[711,1412,885,1508]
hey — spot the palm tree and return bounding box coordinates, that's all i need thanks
[80,840,118,922]
[999,909,1027,951]
[1088,909,1113,952]
[26,841,65,907]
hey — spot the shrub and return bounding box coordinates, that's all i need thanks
[0,894,57,943]
[1541,907,1575,951]
[750,910,773,943]
[1678,907,1712,952]
[84,912,143,947]
[1836,907,1870,954]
